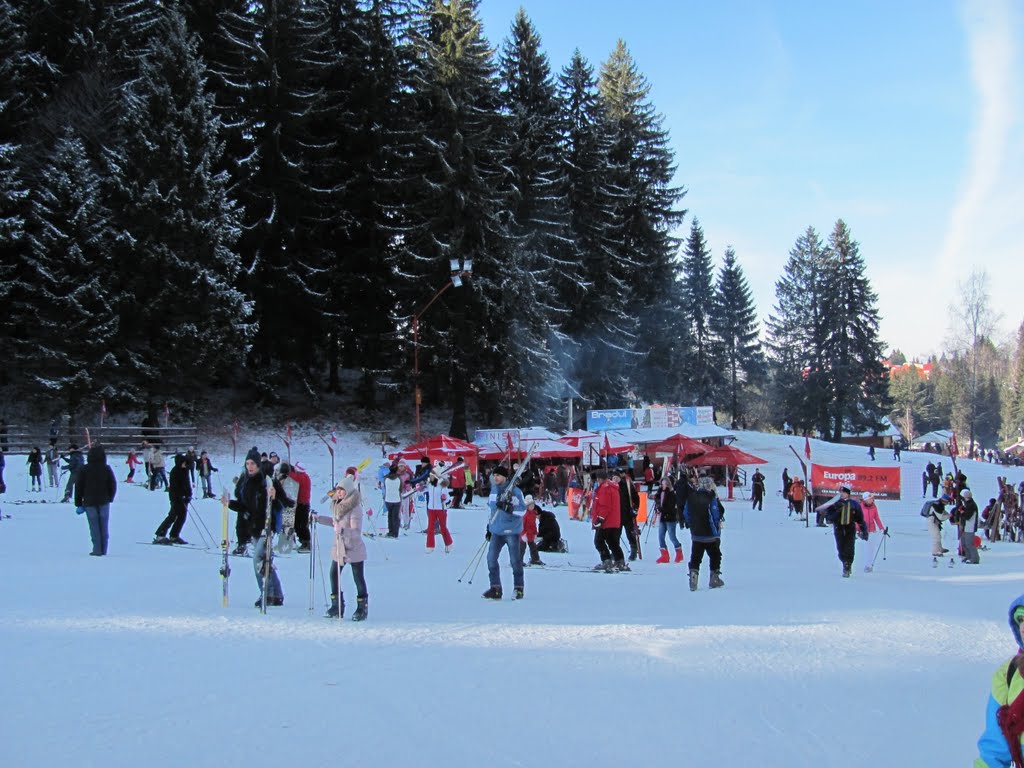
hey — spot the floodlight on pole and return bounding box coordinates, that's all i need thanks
[412,256,474,441]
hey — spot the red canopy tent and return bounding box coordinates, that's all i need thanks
[479,438,582,461]
[557,433,634,465]
[389,434,479,474]
[685,445,767,467]
[644,433,711,458]
[685,444,767,501]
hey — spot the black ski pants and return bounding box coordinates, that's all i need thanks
[752,490,763,510]
[156,498,189,539]
[594,527,623,562]
[688,539,722,572]
[833,525,857,566]
[294,502,311,547]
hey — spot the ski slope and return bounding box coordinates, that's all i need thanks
[2,429,1023,767]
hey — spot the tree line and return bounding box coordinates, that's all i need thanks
[0,0,891,440]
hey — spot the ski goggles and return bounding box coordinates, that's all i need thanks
[1014,607,1024,626]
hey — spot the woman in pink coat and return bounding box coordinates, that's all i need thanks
[860,492,886,534]
[313,474,368,621]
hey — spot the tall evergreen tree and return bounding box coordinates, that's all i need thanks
[12,127,119,411]
[680,218,717,404]
[820,219,890,439]
[497,8,573,424]
[766,226,831,434]
[217,0,331,390]
[709,246,763,426]
[401,0,510,436]
[597,40,686,404]
[103,7,250,408]
[557,49,629,408]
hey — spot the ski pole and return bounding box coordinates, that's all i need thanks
[188,501,216,548]
[458,539,488,583]
[467,539,488,585]
[308,513,316,613]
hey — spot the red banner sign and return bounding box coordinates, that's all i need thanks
[810,464,902,500]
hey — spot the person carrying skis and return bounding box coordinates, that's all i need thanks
[425,470,453,553]
[922,494,952,557]
[224,447,283,607]
[683,476,725,590]
[483,465,527,599]
[815,485,867,577]
[312,475,368,620]
[975,594,1024,767]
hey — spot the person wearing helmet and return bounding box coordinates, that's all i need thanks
[975,595,1024,767]
[959,488,981,564]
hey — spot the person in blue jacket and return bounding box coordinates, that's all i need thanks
[976,594,1024,768]
[482,465,526,600]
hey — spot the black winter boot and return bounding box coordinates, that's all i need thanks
[482,586,503,600]
[613,559,630,572]
[325,593,345,619]
[352,597,368,621]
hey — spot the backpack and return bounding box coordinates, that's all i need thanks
[920,502,934,517]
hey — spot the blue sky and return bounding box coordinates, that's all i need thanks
[476,0,1023,360]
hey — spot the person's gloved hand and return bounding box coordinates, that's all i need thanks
[485,530,491,541]
[859,530,869,541]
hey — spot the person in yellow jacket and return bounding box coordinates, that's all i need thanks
[976,595,1024,767]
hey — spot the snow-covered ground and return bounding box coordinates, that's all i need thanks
[3,429,1024,767]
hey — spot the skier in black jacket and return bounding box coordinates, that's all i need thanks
[225,447,283,607]
[815,485,867,577]
[154,453,193,545]
[536,505,563,552]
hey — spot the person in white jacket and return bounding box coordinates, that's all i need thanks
[922,494,952,557]
[382,464,403,538]
[425,470,453,553]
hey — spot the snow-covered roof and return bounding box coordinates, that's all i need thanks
[844,416,903,439]
[911,429,954,446]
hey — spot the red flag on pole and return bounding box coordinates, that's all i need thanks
[506,431,516,464]
[949,432,959,457]
[330,431,338,445]
[804,435,811,461]
[603,433,612,457]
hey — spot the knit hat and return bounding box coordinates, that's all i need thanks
[493,465,511,479]
[861,491,874,503]
[524,494,534,505]
[337,476,356,495]
[961,488,973,500]
[699,476,716,492]
[245,447,261,465]
[345,465,358,477]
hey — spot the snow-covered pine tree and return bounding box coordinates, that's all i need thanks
[766,226,832,435]
[497,8,575,425]
[313,0,416,394]
[819,219,890,440]
[13,127,118,412]
[597,40,687,405]
[709,246,764,427]
[218,0,331,391]
[556,50,631,408]
[102,7,250,406]
[402,0,511,436]
[680,217,718,405]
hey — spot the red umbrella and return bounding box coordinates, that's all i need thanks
[389,434,479,473]
[644,433,711,457]
[479,439,582,461]
[685,444,767,467]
